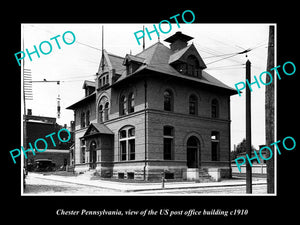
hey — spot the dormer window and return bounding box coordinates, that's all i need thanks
[187,55,201,77]
[123,54,145,76]
[175,63,187,75]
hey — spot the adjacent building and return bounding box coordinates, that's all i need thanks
[67,31,237,181]
[25,109,73,169]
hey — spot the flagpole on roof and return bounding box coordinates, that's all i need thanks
[101,25,104,71]
[143,25,145,50]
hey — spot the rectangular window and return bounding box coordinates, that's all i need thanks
[99,77,102,88]
[120,141,127,161]
[80,112,85,128]
[211,142,219,161]
[164,172,174,179]
[163,126,174,160]
[119,127,135,161]
[86,111,90,126]
[127,172,134,179]
[163,138,172,160]
[129,139,135,160]
[211,131,220,161]
[189,101,196,115]
[118,173,124,179]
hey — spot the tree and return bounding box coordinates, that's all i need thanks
[231,138,257,160]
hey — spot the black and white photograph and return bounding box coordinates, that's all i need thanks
[4,4,298,224]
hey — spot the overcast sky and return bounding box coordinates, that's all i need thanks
[21,23,274,150]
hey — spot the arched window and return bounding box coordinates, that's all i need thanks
[104,102,109,121]
[120,95,127,115]
[187,55,200,76]
[211,99,219,118]
[99,105,103,123]
[99,96,109,122]
[164,90,173,111]
[119,126,135,161]
[128,92,135,113]
[189,94,198,115]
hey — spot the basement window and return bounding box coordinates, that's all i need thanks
[118,173,124,179]
[127,172,134,179]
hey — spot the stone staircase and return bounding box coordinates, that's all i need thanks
[199,168,215,182]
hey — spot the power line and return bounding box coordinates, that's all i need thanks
[206,53,240,65]
[206,64,245,70]
[27,24,102,52]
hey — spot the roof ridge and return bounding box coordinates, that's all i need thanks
[135,41,164,56]
[107,51,124,59]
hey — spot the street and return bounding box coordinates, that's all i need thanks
[24,174,267,195]
[24,175,122,195]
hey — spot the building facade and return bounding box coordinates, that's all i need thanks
[25,110,73,169]
[67,32,237,181]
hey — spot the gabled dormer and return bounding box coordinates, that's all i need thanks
[82,80,95,96]
[166,32,206,78]
[123,54,145,76]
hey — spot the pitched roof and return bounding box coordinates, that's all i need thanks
[111,42,235,93]
[66,92,95,110]
[123,54,145,64]
[168,43,206,69]
[82,123,113,137]
[108,53,126,74]
[82,80,95,89]
[98,50,126,75]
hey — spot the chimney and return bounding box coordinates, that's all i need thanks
[27,109,32,115]
[164,31,194,51]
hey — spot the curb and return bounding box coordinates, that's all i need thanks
[29,173,266,193]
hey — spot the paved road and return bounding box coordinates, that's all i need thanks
[24,175,122,195]
[24,175,267,195]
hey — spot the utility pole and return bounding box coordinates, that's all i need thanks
[246,59,252,194]
[143,79,147,181]
[266,25,275,193]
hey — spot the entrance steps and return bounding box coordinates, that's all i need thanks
[186,168,216,182]
[199,168,215,182]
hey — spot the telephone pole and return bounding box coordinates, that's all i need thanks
[246,59,252,194]
[266,25,275,193]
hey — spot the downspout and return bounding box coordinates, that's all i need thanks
[144,79,148,180]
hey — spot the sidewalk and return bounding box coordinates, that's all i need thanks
[29,172,266,193]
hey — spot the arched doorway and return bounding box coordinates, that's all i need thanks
[187,136,200,168]
[90,141,97,169]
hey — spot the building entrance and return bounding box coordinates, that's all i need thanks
[187,136,200,168]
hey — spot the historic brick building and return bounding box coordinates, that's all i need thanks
[67,31,237,181]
